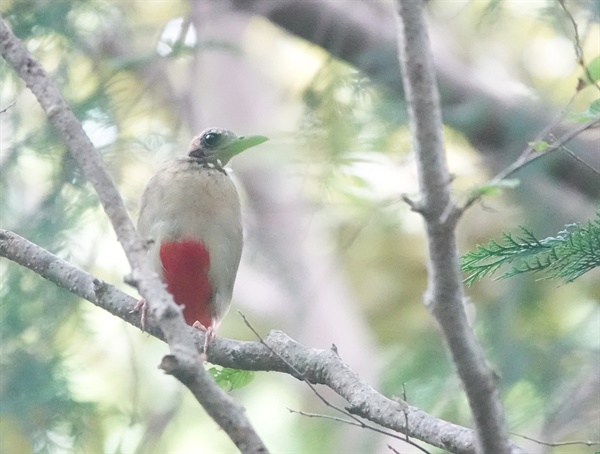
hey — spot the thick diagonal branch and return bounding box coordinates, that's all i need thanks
[0,229,525,454]
[0,17,267,454]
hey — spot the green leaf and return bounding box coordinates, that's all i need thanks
[582,55,600,85]
[589,99,600,116]
[208,367,255,391]
[528,140,549,152]
[470,179,520,197]
[569,98,600,122]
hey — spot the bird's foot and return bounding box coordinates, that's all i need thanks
[193,321,215,360]
[130,299,147,330]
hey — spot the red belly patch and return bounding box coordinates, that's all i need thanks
[159,240,212,328]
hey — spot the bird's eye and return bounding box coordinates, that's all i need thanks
[201,131,222,148]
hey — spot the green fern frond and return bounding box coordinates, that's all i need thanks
[547,219,600,282]
[462,209,600,285]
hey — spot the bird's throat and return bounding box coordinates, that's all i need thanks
[159,240,213,328]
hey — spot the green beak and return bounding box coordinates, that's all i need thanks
[218,135,269,164]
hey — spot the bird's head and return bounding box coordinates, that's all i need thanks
[188,128,269,166]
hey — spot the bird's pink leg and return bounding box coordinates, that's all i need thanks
[131,299,147,330]
[193,321,215,357]
[132,303,214,358]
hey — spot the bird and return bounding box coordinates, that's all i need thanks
[134,128,268,353]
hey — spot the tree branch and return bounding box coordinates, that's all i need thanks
[0,17,267,454]
[394,2,512,453]
[0,229,525,454]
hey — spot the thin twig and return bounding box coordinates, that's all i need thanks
[559,144,600,175]
[287,409,431,454]
[460,116,600,214]
[558,0,600,93]
[0,100,16,114]
[401,383,410,443]
[509,431,600,448]
[494,117,600,182]
[387,444,402,454]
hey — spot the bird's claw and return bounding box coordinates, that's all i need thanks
[131,299,147,330]
[193,321,215,359]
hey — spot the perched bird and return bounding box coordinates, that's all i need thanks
[135,128,268,352]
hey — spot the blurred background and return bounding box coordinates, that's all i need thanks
[1,0,598,453]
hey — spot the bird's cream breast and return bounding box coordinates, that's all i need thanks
[138,160,241,241]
